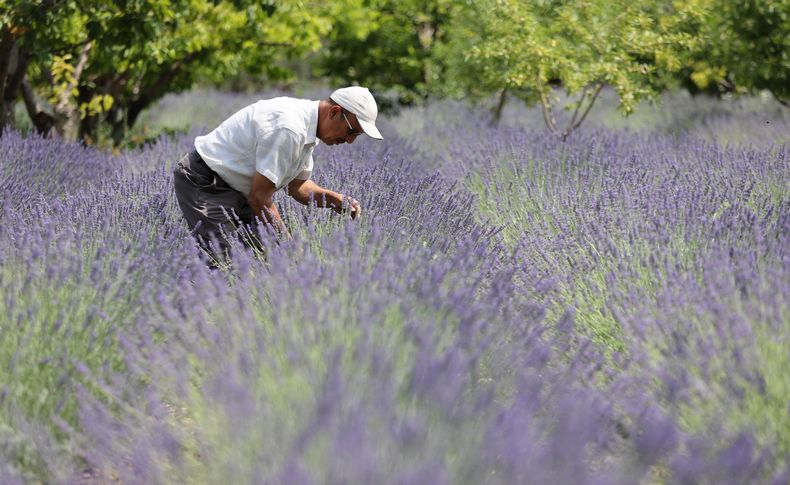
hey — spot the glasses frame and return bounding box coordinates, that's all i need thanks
[341,110,364,138]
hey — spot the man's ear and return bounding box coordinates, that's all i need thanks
[330,105,342,118]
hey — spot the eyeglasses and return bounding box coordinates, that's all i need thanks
[342,111,363,137]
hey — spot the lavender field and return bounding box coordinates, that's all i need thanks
[2,90,789,484]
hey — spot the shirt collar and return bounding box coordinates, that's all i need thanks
[305,100,319,146]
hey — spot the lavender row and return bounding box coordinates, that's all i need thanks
[1,88,788,485]
[464,124,790,476]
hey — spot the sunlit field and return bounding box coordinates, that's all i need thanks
[2,90,788,484]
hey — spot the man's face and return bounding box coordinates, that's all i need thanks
[320,106,363,145]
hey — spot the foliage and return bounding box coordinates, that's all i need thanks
[75,0,341,144]
[317,0,451,105]
[0,0,82,134]
[4,1,788,143]
[683,0,790,105]
[3,0,341,144]
[441,0,705,138]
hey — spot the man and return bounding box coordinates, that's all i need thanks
[173,86,382,261]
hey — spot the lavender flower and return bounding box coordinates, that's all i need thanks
[1,88,787,483]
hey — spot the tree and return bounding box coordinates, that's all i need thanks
[3,0,338,144]
[441,0,704,138]
[60,0,334,144]
[683,0,789,106]
[0,0,78,136]
[317,0,451,106]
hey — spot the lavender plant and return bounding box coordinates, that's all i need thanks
[0,89,788,484]
[462,124,790,477]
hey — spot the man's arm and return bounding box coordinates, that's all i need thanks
[249,172,291,238]
[287,178,362,219]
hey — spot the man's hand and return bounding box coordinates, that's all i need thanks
[338,194,362,219]
[346,196,362,219]
[287,179,362,219]
[328,194,362,219]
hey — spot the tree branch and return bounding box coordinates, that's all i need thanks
[21,79,56,135]
[56,41,92,112]
[563,85,588,138]
[490,88,507,127]
[0,28,16,101]
[257,41,295,48]
[126,50,204,128]
[572,83,603,131]
[536,73,559,135]
[3,37,29,102]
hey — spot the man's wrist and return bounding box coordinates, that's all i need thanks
[333,193,347,213]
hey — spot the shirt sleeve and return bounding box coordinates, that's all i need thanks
[255,128,302,189]
[295,153,313,181]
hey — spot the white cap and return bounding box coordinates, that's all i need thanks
[330,86,383,140]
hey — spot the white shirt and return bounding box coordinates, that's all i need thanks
[194,97,318,196]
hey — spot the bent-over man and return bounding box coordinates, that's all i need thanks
[173,86,382,262]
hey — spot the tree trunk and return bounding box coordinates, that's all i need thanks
[0,100,13,134]
[126,50,202,132]
[108,105,127,146]
[491,88,507,127]
[82,50,203,146]
[78,113,99,144]
[52,40,92,140]
[77,87,100,144]
[5,43,29,103]
[21,79,56,136]
[0,28,18,135]
[1,25,35,136]
[127,98,147,131]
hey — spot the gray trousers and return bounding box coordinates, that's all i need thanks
[173,149,260,260]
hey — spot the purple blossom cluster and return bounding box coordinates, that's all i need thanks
[1,93,788,484]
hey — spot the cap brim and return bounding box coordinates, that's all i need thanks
[359,119,383,140]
